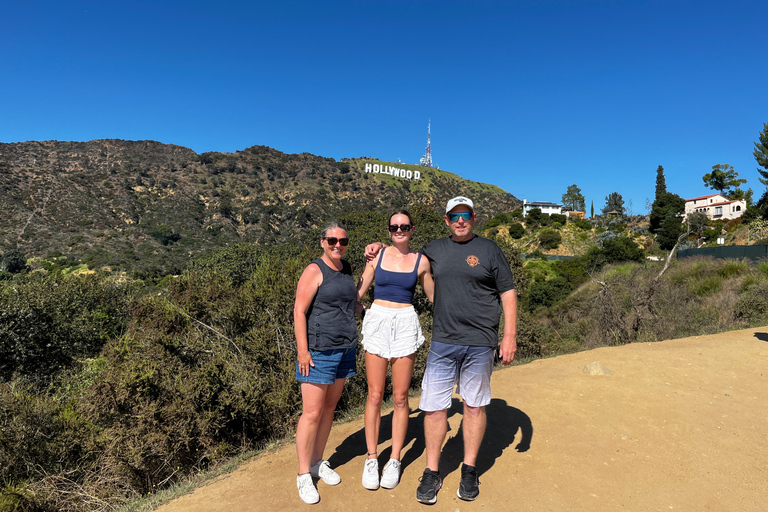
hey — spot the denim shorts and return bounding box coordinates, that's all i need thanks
[419,341,495,410]
[295,346,357,385]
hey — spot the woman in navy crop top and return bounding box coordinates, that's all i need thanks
[355,210,434,490]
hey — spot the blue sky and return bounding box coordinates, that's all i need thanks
[3,0,766,214]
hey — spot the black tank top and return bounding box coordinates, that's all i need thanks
[306,258,359,350]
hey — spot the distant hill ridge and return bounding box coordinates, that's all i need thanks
[0,139,520,273]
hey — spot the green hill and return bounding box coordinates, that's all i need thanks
[0,140,520,276]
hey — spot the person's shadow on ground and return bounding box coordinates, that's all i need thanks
[754,332,768,342]
[327,403,460,473]
[327,397,532,481]
[438,397,533,479]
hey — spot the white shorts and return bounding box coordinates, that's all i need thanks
[360,304,425,360]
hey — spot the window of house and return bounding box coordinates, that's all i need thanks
[715,206,722,216]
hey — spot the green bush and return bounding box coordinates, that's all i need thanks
[550,214,567,225]
[527,277,572,312]
[1,248,27,274]
[687,275,723,297]
[526,208,543,223]
[538,229,562,250]
[0,272,133,382]
[718,260,748,279]
[573,218,592,230]
[508,223,525,239]
[733,280,768,322]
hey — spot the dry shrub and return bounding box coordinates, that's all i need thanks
[542,257,768,352]
[733,279,768,323]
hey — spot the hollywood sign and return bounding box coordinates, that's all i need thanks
[365,163,421,180]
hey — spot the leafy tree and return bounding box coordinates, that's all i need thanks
[702,164,747,195]
[601,192,625,216]
[508,223,525,239]
[685,211,709,243]
[600,237,645,264]
[550,213,567,226]
[655,165,667,199]
[656,213,684,250]
[485,218,501,229]
[1,248,27,274]
[727,187,753,205]
[149,224,181,246]
[649,192,685,234]
[538,229,562,250]
[590,200,594,218]
[527,207,544,223]
[574,218,592,230]
[527,277,571,312]
[561,184,586,212]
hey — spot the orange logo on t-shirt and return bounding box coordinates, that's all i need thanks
[466,255,479,267]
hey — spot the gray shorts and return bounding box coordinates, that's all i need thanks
[419,341,495,411]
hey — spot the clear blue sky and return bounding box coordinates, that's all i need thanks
[3,0,766,214]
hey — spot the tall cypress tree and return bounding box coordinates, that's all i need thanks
[754,122,768,188]
[655,165,667,199]
[753,122,768,216]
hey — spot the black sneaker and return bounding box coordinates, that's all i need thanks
[416,468,442,504]
[457,464,479,501]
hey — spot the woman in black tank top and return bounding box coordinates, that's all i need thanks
[355,210,434,490]
[293,222,363,504]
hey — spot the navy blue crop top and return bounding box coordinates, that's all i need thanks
[373,248,422,303]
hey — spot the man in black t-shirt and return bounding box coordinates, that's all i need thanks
[365,196,517,504]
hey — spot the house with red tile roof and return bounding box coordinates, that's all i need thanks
[684,194,746,221]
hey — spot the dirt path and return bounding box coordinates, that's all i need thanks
[156,327,768,511]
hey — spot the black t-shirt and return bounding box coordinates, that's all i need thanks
[421,235,516,347]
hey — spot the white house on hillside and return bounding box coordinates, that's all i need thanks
[522,199,563,217]
[684,194,746,221]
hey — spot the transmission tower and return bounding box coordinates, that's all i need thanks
[419,119,433,168]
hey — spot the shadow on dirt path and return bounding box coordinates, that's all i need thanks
[754,331,768,342]
[326,397,532,482]
[326,404,461,473]
[438,397,533,478]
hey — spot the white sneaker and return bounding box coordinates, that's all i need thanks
[380,459,401,489]
[310,460,341,486]
[297,473,319,504]
[361,458,380,490]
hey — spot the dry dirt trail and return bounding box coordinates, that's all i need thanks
[157,327,768,512]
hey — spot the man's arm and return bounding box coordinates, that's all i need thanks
[364,242,386,262]
[499,289,517,365]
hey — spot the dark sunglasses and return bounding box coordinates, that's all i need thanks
[388,224,412,233]
[323,237,349,246]
[447,212,472,222]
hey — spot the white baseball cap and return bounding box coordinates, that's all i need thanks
[445,196,474,214]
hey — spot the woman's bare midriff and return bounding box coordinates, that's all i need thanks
[372,299,412,309]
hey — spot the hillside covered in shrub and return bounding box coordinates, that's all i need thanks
[0,140,519,278]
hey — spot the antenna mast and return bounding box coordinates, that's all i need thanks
[419,119,433,168]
